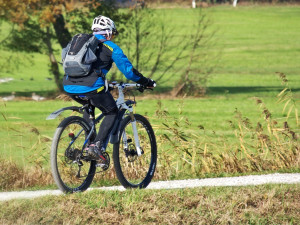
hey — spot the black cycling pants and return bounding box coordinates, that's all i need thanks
[69,90,118,147]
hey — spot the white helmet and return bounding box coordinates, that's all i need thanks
[91,15,118,36]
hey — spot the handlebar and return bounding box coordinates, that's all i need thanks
[109,82,155,93]
[109,82,138,88]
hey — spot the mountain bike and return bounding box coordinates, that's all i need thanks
[47,82,157,193]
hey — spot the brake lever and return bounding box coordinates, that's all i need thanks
[137,86,145,93]
[137,85,154,93]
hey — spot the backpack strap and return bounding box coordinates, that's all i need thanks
[98,38,107,43]
[94,37,109,92]
[95,38,109,92]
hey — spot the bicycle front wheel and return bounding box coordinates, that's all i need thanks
[51,116,96,193]
[113,114,157,189]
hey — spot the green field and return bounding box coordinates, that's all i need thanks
[0,5,299,189]
[0,6,299,96]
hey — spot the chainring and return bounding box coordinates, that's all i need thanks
[95,152,110,172]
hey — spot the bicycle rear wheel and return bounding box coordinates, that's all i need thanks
[113,114,157,189]
[51,116,96,193]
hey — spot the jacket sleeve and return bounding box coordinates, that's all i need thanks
[110,42,143,82]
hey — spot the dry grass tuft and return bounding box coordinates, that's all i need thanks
[0,159,53,191]
[56,94,72,101]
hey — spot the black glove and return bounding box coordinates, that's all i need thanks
[146,78,156,88]
[137,77,156,88]
[133,68,156,88]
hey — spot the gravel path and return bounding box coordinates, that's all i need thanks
[1,173,299,202]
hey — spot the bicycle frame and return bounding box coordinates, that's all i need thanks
[50,82,157,192]
[47,82,143,157]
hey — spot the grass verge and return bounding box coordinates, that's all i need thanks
[0,184,299,224]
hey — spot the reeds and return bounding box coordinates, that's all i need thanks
[154,73,299,179]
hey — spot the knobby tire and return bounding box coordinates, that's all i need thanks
[113,114,157,189]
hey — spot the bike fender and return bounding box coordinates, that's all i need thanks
[46,106,83,120]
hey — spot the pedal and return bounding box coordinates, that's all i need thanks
[96,163,107,168]
[78,161,83,167]
[96,162,109,171]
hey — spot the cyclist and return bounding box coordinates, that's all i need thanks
[62,15,155,161]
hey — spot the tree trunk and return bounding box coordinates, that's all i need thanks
[45,27,63,92]
[135,9,140,70]
[53,14,72,48]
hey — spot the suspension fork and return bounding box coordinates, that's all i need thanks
[128,107,143,156]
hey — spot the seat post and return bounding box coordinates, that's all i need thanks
[81,101,94,123]
[86,100,95,120]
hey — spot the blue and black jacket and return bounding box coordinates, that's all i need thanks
[63,34,147,94]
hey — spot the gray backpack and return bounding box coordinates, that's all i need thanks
[61,34,100,77]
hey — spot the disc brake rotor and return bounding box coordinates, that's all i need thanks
[125,143,138,162]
